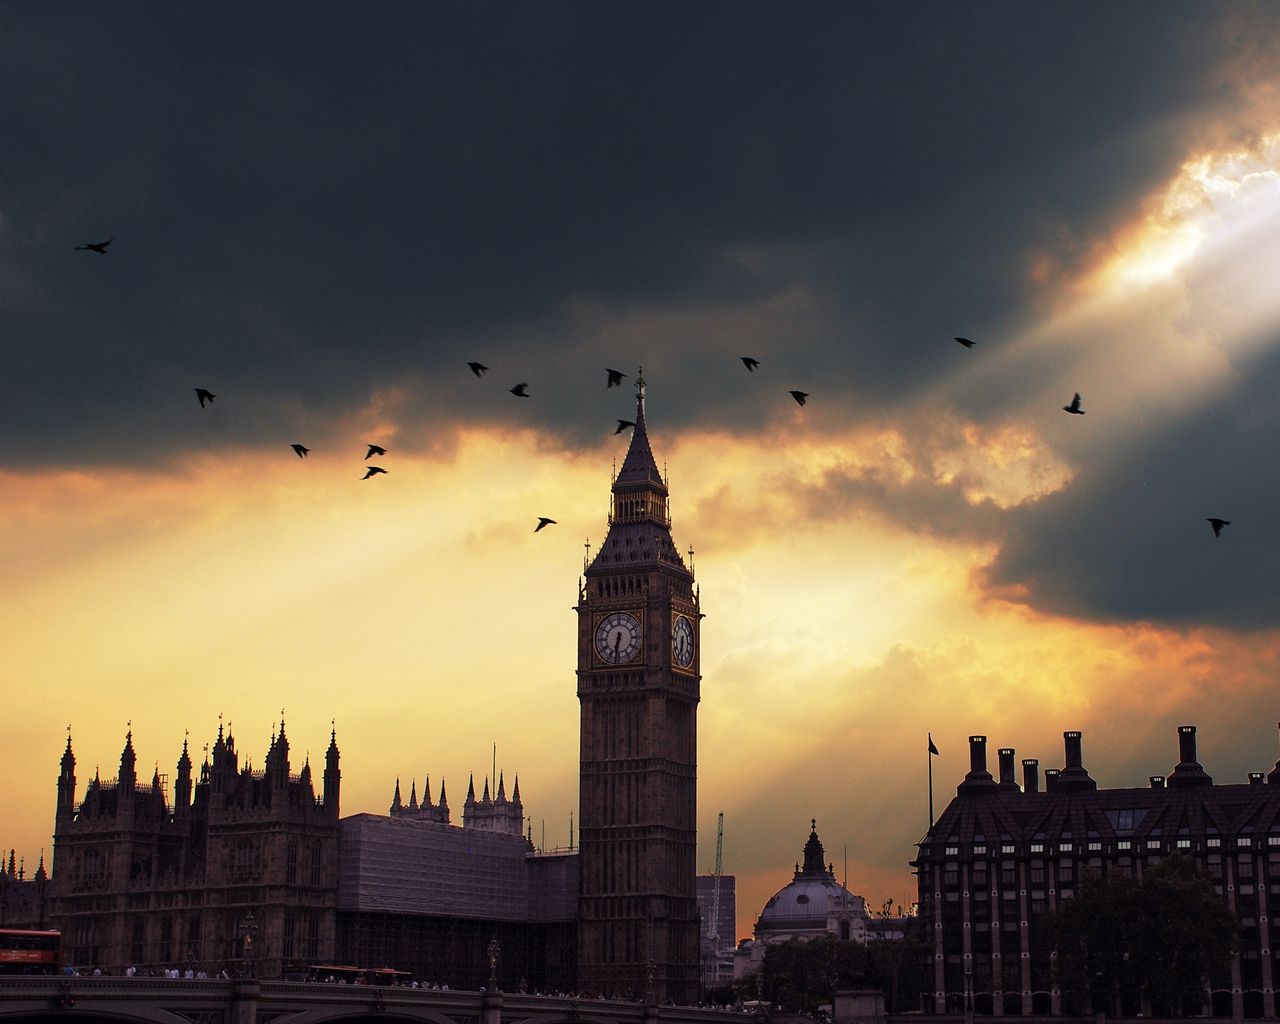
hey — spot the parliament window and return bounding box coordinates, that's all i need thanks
[307,915,320,959]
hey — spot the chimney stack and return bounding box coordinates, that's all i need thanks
[970,735,986,774]
[1168,724,1213,788]
[1056,730,1097,792]
[1064,731,1082,768]
[1022,758,1040,794]
[958,735,998,794]
[1149,775,1166,789]
[1178,725,1197,764]
[1044,768,1060,792]
[998,748,1018,789]
[1249,772,1265,785]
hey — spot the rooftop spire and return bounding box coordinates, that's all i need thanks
[613,369,665,491]
[800,818,830,877]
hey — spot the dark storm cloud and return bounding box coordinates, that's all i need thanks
[982,337,1280,630]
[1,1,1267,465]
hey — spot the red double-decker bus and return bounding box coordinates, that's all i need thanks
[0,929,61,975]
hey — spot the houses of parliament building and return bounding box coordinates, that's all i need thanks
[17,377,703,1002]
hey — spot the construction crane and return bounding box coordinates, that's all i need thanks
[709,812,725,948]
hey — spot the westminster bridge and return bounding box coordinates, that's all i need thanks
[0,977,762,1024]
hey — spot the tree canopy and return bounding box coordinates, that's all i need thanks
[1044,855,1236,1016]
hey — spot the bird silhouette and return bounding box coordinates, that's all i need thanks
[954,337,975,348]
[535,517,557,532]
[615,419,636,434]
[510,383,530,397]
[362,466,388,480]
[365,444,387,460]
[1063,393,1085,415]
[75,238,112,254]
[741,356,760,372]
[606,368,626,388]
[467,362,489,378]
[194,388,216,408]
[789,390,809,406]
[1207,518,1231,538]
[291,444,310,458]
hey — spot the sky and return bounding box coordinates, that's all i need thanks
[4,2,1280,942]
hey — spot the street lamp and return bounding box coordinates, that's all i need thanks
[487,938,500,990]
[238,913,258,979]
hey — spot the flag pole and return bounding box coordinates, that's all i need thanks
[928,733,936,829]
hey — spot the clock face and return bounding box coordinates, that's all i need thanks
[672,615,695,669]
[595,611,643,665]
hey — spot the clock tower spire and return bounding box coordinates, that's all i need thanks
[576,371,701,1004]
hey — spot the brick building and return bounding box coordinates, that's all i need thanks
[914,725,1280,1019]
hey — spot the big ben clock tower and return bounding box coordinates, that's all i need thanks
[576,373,700,1004]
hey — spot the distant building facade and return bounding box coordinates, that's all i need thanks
[914,726,1280,1019]
[336,811,577,992]
[734,822,869,980]
[50,721,341,977]
[697,873,736,989]
[0,852,50,930]
[45,726,577,986]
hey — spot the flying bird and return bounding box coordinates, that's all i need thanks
[362,466,388,480]
[606,368,626,388]
[291,444,310,459]
[510,382,530,397]
[954,337,975,348]
[1063,393,1085,415]
[615,419,635,434]
[1207,518,1231,538]
[741,356,760,372]
[535,517,557,532]
[75,238,112,254]
[365,444,387,459]
[467,362,489,378]
[194,388,216,408]
[789,390,809,407]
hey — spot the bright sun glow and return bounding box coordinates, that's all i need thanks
[1101,133,1280,290]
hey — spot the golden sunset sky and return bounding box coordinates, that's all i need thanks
[4,5,1280,941]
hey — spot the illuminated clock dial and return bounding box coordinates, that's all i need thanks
[672,615,695,669]
[595,611,642,665]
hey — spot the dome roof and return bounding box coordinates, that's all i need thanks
[755,821,866,936]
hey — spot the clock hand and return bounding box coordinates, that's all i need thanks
[614,632,623,658]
